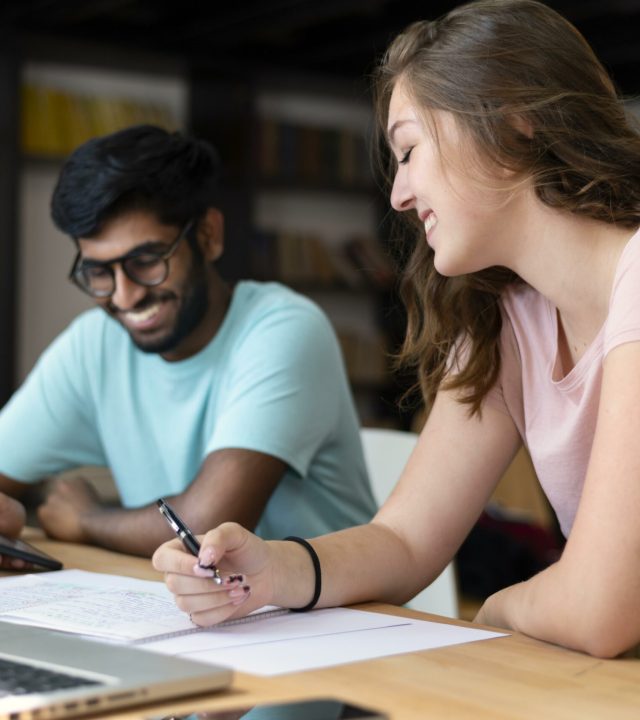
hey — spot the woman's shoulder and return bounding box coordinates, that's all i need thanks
[604,227,640,351]
[611,226,640,287]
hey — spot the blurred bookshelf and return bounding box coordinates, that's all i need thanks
[15,61,187,381]
[221,80,408,428]
[21,83,179,160]
[256,116,372,192]
[20,62,186,163]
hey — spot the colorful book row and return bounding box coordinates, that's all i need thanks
[21,84,178,158]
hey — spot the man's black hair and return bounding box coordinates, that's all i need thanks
[51,124,222,242]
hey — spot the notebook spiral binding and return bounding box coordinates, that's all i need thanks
[134,606,290,644]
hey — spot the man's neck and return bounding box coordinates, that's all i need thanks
[160,278,232,362]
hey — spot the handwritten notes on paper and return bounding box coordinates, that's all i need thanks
[0,570,193,641]
[0,569,506,676]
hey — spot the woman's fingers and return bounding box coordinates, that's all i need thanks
[198,522,270,577]
[174,582,250,615]
[154,522,274,626]
[164,569,247,597]
[152,537,199,575]
[152,524,248,575]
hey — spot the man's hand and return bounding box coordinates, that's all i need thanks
[26,449,285,557]
[0,492,29,569]
[37,477,102,543]
[0,492,26,538]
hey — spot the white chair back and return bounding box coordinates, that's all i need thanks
[360,427,459,618]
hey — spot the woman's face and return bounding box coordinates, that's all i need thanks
[387,81,527,276]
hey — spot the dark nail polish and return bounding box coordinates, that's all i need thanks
[198,561,218,570]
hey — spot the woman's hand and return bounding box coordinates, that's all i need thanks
[152,522,276,627]
[474,581,527,631]
[474,592,505,628]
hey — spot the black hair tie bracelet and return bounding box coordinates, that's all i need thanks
[284,536,321,612]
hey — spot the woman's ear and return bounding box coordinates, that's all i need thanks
[197,208,225,261]
[509,113,534,139]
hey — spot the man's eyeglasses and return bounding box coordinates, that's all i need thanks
[69,220,194,298]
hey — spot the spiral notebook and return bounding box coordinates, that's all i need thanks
[135,606,290,644]
[0,569,287,644]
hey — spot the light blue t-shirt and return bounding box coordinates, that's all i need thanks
[0,281,376,538]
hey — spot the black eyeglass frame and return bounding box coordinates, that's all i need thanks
[69,219,194,298]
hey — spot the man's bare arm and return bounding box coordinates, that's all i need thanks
[0,474,29,500]
[36,449,286,556]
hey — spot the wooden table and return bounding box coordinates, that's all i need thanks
[6,530,640,720]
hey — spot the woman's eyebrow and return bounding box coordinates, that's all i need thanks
[387,118,415,145]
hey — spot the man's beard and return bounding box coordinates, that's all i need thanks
[121,262,209,355]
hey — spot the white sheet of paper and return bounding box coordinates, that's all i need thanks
[163,620,505,676]
[143,606,411,653]
[0,569,506,675]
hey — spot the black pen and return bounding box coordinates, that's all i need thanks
[156,498,222,584]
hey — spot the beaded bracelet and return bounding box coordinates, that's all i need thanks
[284,536,322,612]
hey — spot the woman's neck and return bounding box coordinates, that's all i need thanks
[507,200,636,345]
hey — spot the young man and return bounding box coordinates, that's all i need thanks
[0,124,376,558]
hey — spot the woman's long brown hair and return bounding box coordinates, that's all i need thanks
[374,0,640,415]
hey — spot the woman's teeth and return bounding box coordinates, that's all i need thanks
[424,213,437,234]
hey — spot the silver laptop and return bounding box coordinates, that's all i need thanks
[0,621,232,720]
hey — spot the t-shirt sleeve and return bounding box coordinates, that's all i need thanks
[603,237,640,356]
[205,302,346,478]
[0,317,106,481]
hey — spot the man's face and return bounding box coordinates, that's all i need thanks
[77,211,215,360]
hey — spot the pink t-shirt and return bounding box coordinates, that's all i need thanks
[489,227,640,537]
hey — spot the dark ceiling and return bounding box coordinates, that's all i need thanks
[2,0,640,95]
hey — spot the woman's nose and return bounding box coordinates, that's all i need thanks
[390,169,416,212]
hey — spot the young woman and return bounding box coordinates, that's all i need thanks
[153,0,640,658]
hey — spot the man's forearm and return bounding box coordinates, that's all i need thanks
[0,474,30,499]
[80,504,176,557]
[42,448,285,556]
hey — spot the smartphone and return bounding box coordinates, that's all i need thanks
[0,534,63,570]
[147,698,388,720]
